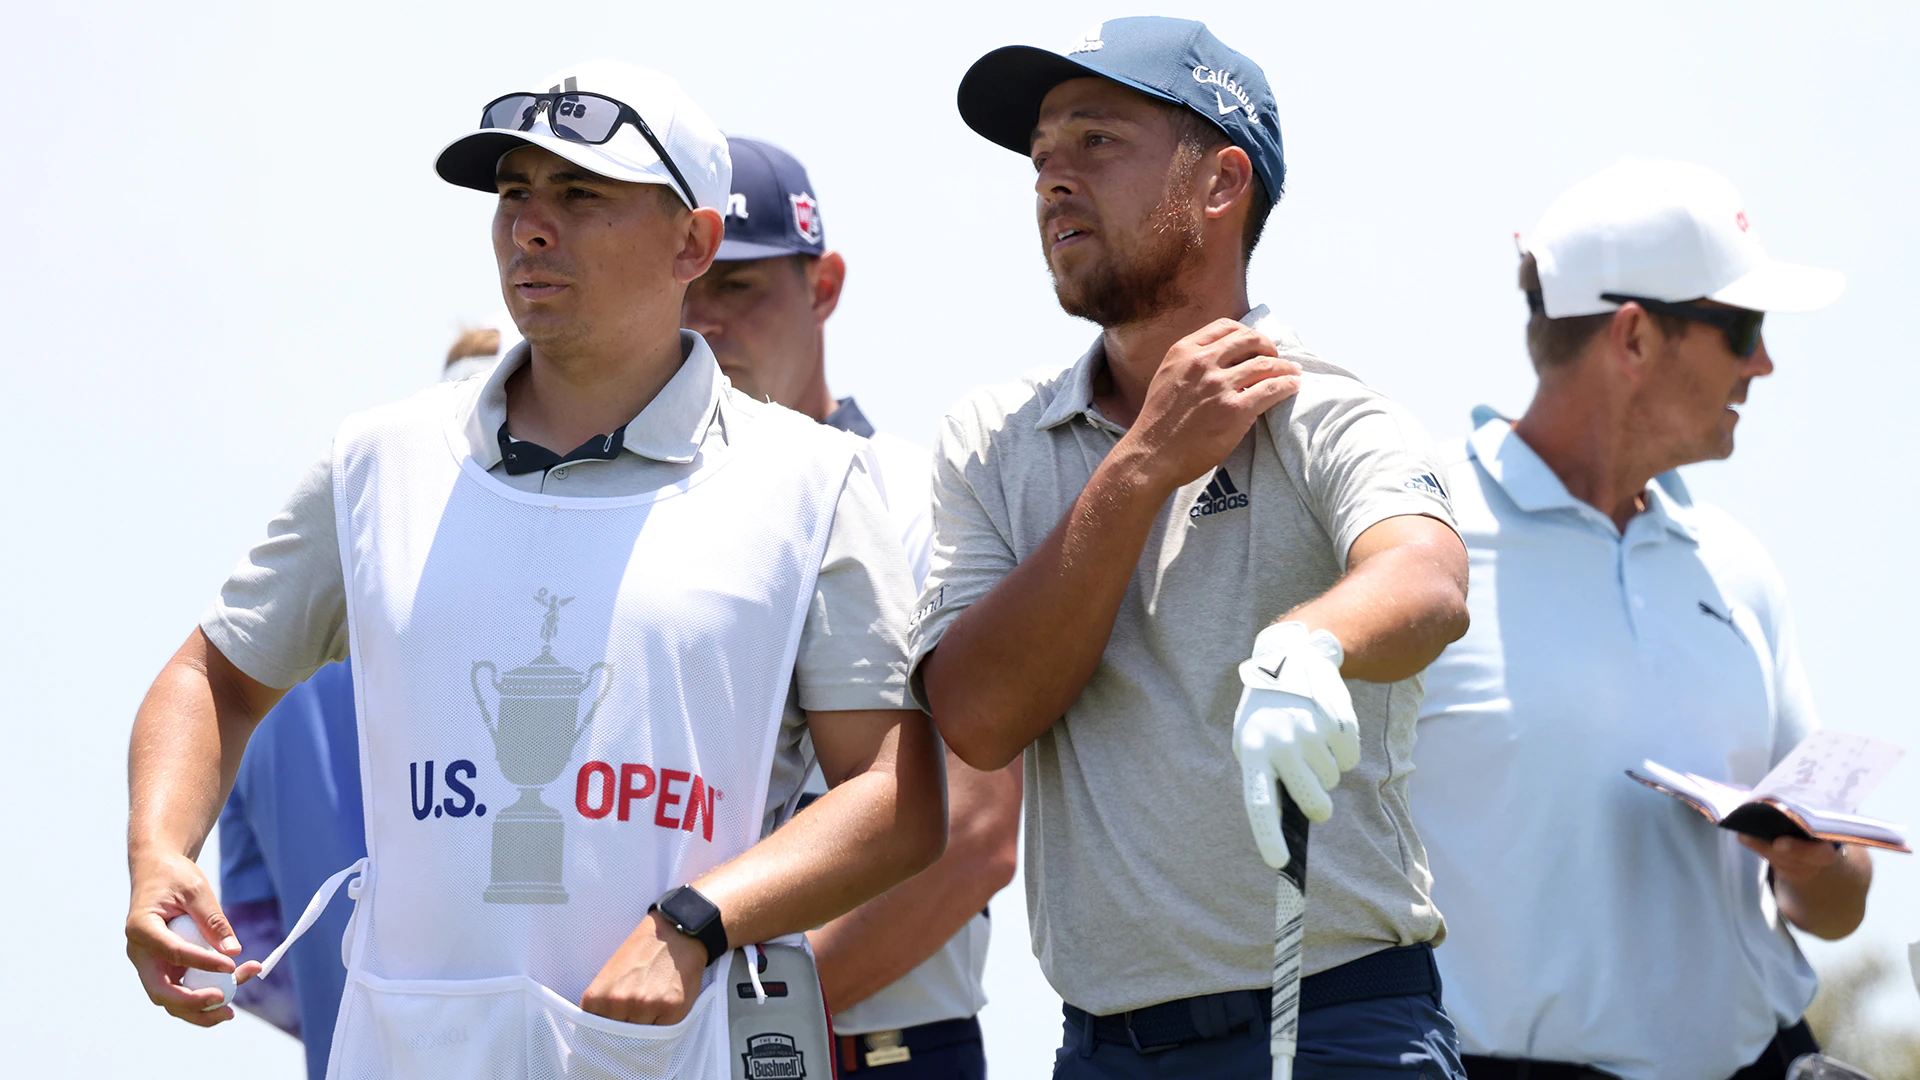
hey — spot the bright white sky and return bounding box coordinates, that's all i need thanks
[6,1,1918,1073]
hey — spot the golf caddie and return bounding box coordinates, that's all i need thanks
[122,59,945,1079]
[916,18,1472,1078]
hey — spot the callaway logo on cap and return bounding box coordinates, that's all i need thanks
[1524,158,1844,317]
[955,17,1285,203]
[434,59,732,214]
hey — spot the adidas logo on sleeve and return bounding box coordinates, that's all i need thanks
[1189,468,1250,518]
[1404,471,1449,504]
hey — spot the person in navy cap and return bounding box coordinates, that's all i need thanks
[912,18,1472,1079]
[684,135,1022,1080]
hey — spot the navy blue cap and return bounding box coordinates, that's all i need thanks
[716,136,826,261]
[957,18,1284,202]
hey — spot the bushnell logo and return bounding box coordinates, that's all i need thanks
[742,1033,807,1079]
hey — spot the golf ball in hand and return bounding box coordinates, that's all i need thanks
[167,914,236,1011]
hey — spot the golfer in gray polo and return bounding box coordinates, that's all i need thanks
[913,18,1471,1079]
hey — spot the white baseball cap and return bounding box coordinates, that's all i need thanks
[1526,158,1844,317]
[435,59,730,213]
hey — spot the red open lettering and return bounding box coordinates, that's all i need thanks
[576,761,615,819]
[681,775,721,842]
[618,763,656,822]
[578,761,717,839]
[656,769,690,828]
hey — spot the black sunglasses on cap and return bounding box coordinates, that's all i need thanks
[479,91,699,210]
[1599,293,1766,358]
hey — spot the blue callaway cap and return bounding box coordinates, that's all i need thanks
[716,135,826,261]
[957,17,1284,202]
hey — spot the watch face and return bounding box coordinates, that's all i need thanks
[662,886,718,932]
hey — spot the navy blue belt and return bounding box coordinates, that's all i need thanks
[838,1016,982,1071]
[1066,943,1439,1054]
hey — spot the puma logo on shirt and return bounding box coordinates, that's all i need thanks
[1698,600,1750,646]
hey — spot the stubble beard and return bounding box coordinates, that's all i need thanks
[1628,346,1741,469]
[514,312,587,359]
[500,251,592,362]
[1050,165,1207,329]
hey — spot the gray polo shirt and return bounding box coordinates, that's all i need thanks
[203,333,917,833]
[907,307,1458,1015]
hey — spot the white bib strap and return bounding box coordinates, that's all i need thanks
[741,944,768,1004]
[740,932,811,1006]
[256,858,367,980]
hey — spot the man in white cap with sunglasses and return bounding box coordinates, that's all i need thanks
[122,59,945,1079]
[1413,158,1869,1080]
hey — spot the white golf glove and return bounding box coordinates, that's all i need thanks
[1234,621,1360,869]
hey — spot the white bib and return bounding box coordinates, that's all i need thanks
[317,383,854,1079]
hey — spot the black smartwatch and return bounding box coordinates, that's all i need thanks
[650,885,728,965]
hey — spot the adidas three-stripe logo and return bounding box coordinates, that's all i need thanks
[1403,470,1449,503]
[1189,467,1250,518]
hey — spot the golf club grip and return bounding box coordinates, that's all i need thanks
[1271,787,1311,1073]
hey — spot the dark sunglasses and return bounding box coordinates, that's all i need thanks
[478,91,698,210]
[1599,293,1765,357]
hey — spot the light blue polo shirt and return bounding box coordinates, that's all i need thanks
[1412,417,1820,1080]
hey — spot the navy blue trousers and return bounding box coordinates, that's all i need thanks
[854,1036,987,1080]
[1052,990,1464,1080]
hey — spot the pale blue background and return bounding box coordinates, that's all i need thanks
[5,1,1915,1073]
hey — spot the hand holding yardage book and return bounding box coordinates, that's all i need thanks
[1627,731,1911,853]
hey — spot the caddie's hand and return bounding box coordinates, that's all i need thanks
[1234,622,1360,869]
[581,910,711,1025]
[1738,834,1843,887]
[125,847,262,1027]
[1125,319,1302,491]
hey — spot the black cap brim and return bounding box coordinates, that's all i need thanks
[435,131,549,192]
[957,46,1132,156]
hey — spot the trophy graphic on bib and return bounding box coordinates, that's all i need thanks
[471,589,613,904]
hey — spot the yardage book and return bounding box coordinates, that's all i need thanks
[1627,731,1911,853]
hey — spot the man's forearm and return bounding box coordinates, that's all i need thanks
[690,710,948,950]
[925,446,1171,769]
[809,757,1020,1008]
[1777,844,1872,940]
[128,631,279,860]
[1286,517,1469,683]
[124,631,285,1025]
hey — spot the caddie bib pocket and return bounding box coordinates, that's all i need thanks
[330,972,526,1079]
[328,969,730,1080]
[528,973,729,1080]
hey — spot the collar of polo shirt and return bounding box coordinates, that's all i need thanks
[462,330,726,467]
[1467,416,1699,544]
[1035,305,1307,433]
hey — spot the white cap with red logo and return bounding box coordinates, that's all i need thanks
[1526,157,1844,317]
